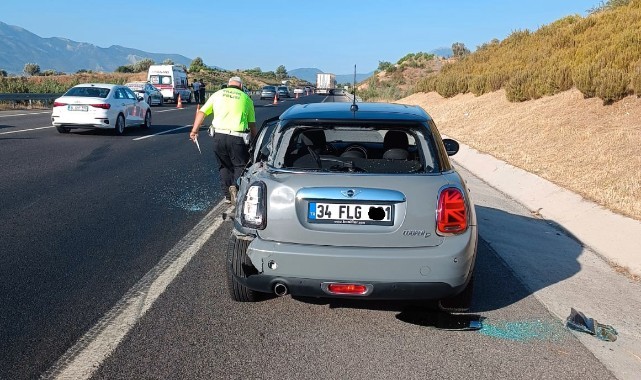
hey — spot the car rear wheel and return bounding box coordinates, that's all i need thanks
[142,110,151,129]
[56,126,70,134]
[226,234,264,302]
[114,114,126,135]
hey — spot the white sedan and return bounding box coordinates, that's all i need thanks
[51,83,151,135]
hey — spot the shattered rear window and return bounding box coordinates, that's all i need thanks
[273,124,438,174]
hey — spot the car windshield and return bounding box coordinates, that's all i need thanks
[263,86,275,91]
[64,87,110,98]
[272,124,438,174]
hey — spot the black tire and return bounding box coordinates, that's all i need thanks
[226,234,263,302]
[114,114,126,135]
[438,275,474,312]
[142,110,151,129]
[56,126,70,133]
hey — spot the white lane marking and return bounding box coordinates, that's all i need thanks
[42,201,232,380]
[132,125,191,141]
[0,111,51,118]
[0,126,54,135]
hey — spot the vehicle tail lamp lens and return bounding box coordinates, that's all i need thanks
[241,182,267,229]
[437,187,468,235]
[327,283,368,295]
[53,102,67,107]
[90,103,111,109]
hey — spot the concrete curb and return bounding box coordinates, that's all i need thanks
[450,141,641,278]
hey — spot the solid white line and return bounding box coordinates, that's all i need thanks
[132,125,192,141]
[0,111,51,118]
[0,126,54,135]
[42,201,232,380]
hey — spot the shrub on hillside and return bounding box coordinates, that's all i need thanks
[415,76,437,93]
[435,75,459,98]
[573,63,600,98]
[505,70,532,102]
[595,68,629,104]
[631,63,641,97]
[470,75,487,96]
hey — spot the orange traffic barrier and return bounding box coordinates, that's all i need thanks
[273,92,278,105]
[176,94,183,109]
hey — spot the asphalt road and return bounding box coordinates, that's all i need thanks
[0,94,618,379]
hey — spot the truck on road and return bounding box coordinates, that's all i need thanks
[316,73,336,95]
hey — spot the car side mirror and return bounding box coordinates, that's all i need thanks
[443,138,459,156]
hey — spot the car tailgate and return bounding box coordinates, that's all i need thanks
[257,174,450,248]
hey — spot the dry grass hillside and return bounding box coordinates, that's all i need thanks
[398,89,641,222]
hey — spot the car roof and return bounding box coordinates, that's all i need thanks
[72,83,119,89]
[125,81,149,85]
[279,102,431,122]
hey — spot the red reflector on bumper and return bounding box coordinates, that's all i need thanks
[327,283,369,295]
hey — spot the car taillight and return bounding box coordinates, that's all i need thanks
[241,182,267,229]
[90,103,111,109]
[53,102,67,107]
[436,187,468,235]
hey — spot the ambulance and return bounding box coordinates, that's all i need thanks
[147,65,192,103]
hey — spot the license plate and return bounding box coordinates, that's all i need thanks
[68,105,88,111]
[308,202,393,225]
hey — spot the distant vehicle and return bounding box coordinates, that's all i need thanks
[125,81,164,106]
[293,88,304,94]
[316,73,336,95]
[147,65,192,103]
[260,85,277,100]
[51,83,151,135]
[276,86,291,98]
[226,102,477,311]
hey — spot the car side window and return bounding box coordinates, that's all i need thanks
[123,88,137,100]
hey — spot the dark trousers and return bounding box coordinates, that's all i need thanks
[193,90,200,104]
[213,133,249,197]
[199,89,206,104]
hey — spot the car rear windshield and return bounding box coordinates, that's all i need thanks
[273,124,439,174]
[263,86,275,91]
[64,87,110,98]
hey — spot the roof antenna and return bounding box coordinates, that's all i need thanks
[350,64,358,112]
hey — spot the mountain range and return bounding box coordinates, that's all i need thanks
[0,20,450,84]
[0,21,192,74]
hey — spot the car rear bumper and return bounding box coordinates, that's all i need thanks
[238,228,477,299]
[235,274,465,300]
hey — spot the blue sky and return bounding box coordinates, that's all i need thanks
[2,0,599,75]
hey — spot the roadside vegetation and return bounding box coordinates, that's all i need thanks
[388,0,641,224]
[0,57,309,109]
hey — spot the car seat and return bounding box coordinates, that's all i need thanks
[383,130,409,160]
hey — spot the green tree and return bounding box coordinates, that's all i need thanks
[115,65,134,73]
[276,65,287,79]
[133,58,154,73]
[0,69,7,77]
[377,61,394,72]
[189,57,206,72]
[451,42,470,58]
[24,63,40,76]
[162,58,175,65]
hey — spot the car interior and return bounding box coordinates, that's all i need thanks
[280,126,433,174]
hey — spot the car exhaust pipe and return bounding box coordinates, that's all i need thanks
[274,282,288,297]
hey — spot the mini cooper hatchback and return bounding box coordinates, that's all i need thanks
[227,102,477,311]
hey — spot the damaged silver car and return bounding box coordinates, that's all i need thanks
[226,102,478,311]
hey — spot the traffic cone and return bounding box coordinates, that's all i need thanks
[176,94,183,109]
[273,92,278,105]
[295,92,299,99]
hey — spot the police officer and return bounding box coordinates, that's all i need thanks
[190,76,257,204]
